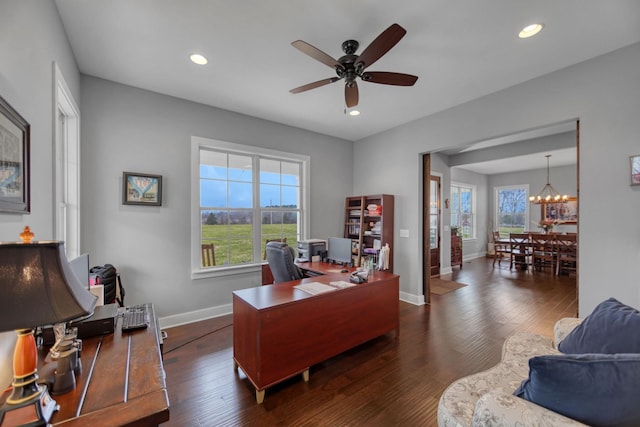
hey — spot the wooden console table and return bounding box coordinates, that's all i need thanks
[1,303,169,426]
[233,263,399,403]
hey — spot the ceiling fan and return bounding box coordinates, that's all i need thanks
[290,23,418,108]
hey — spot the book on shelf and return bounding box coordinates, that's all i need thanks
[346,223,361,235]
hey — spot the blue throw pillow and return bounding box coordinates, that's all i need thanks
[514,353,640,426]
[558,297,640,354]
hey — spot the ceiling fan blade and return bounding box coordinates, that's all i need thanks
[355,23,407,71]
[291,40,344,71]
[363,71,418,86]
[345,82,359,108]
[290,77,341,94]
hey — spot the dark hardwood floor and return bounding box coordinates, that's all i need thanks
[161,257,577,426]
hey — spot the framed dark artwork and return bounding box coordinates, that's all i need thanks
[122,172,162,206]
[0,95,30,213]
[630,155,640,186]
[541,197,577,224]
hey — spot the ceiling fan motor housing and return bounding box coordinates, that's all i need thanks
[341,39,359,54]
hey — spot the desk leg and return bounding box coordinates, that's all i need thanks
[302,369,309,382]
[256,389,265,404]
[233,360,238,370]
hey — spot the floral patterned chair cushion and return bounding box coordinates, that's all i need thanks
[437,318,586,427]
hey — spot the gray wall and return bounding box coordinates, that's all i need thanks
[80,76,353,326]
[354,42,640,316]
[0,1,353,384]
[1,0,639,387]
[0,0,82,389]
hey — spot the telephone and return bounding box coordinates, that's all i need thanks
[349,270,368,284]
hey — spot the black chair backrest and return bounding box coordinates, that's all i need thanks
[265,241,303,284]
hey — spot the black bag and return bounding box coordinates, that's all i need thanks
[90,264,125,307]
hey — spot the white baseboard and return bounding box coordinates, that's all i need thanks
[464,251,486,260]
[159,284,436,329]
[159,292,427,329]
[158,304,232,330]
[440,267,453,275]
[400,291,425,306]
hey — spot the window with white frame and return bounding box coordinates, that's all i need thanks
[192,137,309,273]
[495,185,529,238]
[53,63,81,260]
[450,183,475,239]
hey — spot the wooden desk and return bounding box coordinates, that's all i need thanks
[233,263,399,403]
[2,304,170,427]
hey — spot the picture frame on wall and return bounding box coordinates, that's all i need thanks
[122,172,162,206]
[0,95,30,214]
[541,197,578,224]
[630,155,640,186]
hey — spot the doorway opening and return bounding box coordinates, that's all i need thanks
[422,120,580,304]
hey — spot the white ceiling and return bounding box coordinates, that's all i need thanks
[54,1,640,143]
[446,121,578,174]
[453,147,576,175]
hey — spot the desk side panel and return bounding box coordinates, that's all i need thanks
[233,293,260,386]
[257,277,399,388]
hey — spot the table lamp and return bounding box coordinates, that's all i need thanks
[0,231,97,427]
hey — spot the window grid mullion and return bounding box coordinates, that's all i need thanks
[196,140,306,271]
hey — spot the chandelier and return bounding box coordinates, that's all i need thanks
[529,155,569,204]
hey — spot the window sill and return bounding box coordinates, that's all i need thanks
[191,263,262,280]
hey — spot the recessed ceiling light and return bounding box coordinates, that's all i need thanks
[519,23,544,39]
[190,53,208,65]
[349,110,360,116]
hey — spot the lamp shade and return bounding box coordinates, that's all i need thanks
[0,241,97,332]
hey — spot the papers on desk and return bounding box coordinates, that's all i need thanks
[294,281,356,295]
[329,280,356,289]
[294,282,337,295]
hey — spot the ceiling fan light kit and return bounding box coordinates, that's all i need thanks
[290,23,419,108]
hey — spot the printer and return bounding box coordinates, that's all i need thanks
[297,239,327,262]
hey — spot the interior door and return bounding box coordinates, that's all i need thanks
[429,175,441,277]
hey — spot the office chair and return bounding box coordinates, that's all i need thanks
[263,237,287,260]
[265,241,304,284]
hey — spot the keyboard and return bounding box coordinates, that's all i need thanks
[122,306,149,331]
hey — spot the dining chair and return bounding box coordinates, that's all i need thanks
[509,233,532,270]
[530,233,556,273]
[201,243,216,267]
[492,231,511,267]
[555,234,577,275]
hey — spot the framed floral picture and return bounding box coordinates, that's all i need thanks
[541,197,577,224]
[0,94,30,213]
[122,172,162,206]
[630,155,640,186]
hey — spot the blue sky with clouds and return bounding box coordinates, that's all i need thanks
[200,165,298,208]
